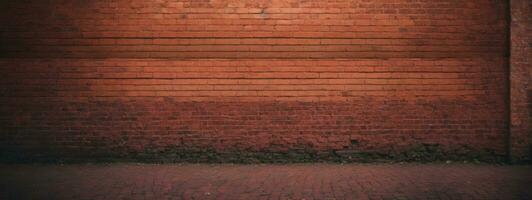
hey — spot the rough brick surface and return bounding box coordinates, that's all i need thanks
[510,0,531,162]
[0,0,508,59]
[0,0,516,161]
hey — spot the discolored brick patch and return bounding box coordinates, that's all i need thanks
[0,164,530,200]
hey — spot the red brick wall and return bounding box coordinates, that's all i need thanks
[0,0,512,161]
[510,0,531,162]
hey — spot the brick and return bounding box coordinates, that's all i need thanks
[0,0,518,162]
[510,0,531,162]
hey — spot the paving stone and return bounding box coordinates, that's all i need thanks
[0,164,530,200]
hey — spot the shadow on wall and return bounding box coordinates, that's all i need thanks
[529,89,532,118]
[529,89,532,159]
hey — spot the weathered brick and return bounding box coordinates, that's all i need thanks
[0,0,525,162]
[510,0,531,162]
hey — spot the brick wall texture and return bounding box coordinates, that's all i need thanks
[510,0,531,161]
[0,0,526,162]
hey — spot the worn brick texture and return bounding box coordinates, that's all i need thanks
[0,0,515,161]
[510,0,531,162]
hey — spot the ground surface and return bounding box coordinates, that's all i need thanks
[0,163,530,200]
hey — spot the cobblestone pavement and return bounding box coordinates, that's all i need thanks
[0,163,530,200]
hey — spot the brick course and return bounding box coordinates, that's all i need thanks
[0,0,507,59]
[0,0,522,162]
